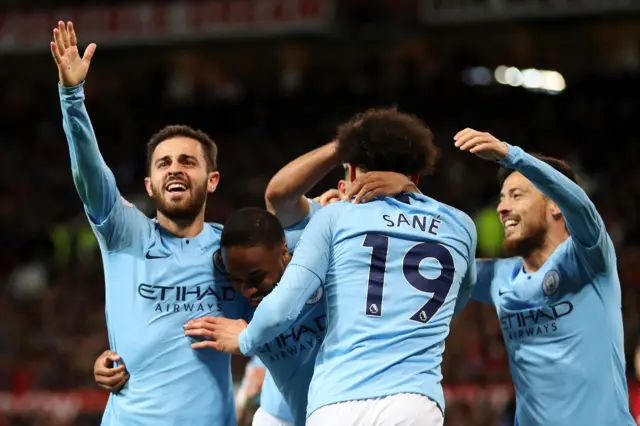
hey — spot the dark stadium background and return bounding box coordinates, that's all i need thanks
[1,1,639,425]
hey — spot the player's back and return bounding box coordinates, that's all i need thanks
[307,193,476,416]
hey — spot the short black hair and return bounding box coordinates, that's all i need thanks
[498,154,576,186]
[221,208,284,249]
[336,108,439,176]
[146,125,218,173]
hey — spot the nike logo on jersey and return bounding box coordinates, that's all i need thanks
[146,251,170,260]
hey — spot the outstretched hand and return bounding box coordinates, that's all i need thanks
[184,316,247,355]
[50,21,96,87]
[454,128,509,161]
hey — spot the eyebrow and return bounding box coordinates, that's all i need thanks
[155,154,199,165]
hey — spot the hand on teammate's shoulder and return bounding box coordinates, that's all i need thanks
[454,128,509,161]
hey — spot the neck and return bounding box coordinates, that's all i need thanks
[156,210,206,238]
[523,229,569,272]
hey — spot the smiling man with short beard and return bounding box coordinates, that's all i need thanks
[51,20,251,426]
[454,128,634,426]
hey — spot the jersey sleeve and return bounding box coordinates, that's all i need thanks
[283,198,323,250]
[238,205,336,356]
[472,259,500,305]
[60,84,151,251]
[454,212,478,316]
[499,144,610,272]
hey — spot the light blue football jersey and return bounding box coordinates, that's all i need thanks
[60,84,251,425]
[253,199,324,426]
[472,145,634,426]
[260,368,294,423]
[239,193,477,418]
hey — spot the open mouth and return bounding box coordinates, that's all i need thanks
[165,181,188,194]
[503,218,519,231]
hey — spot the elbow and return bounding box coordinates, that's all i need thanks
[264,184,290,214]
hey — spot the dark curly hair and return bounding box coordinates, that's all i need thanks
[146,124,218,174]
[336,108,439,176]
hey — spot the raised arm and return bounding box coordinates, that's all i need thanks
[52,21,115,222]
[52,21,150,251]
[499,145,601,248]
[265,141,341,227]
[455,128,608,266]
[238,206,335,355]
[60,84,117,222]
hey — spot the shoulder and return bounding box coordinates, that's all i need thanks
[205,222,224,242]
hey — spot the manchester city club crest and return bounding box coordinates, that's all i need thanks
[542,269,561,296]
[306,287,323,304]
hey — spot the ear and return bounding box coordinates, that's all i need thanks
[337,180,348,199]
[207,171,221,193]
[281,240,291,266]
[409,174,419,186]
[144,177,154,197]
[549,200,563,221]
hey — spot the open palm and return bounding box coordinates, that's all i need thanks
[50,21,96,87]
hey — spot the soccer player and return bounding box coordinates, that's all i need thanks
[453,128,635,426]
[196,109,478,426]
[184,144,414,426]
[50,21,250,425]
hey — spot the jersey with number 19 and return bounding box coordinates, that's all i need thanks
[302,193,477,416]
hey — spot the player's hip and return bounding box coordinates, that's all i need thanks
[306,393,443,426]
[308,379,445,414]
[252,407,294,426]
[103,393,236,426]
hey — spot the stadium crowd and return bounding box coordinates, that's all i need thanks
[0,40,639,426]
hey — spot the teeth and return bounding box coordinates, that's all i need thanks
[167,183,186,191]
[504,219,518,228]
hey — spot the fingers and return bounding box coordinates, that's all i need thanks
[107,353,122,363]
[67,21,77,46]
[184,316,221,329]
[191,340,224,351]
[454,127,476,140]
[83,43,97,63]
[50,42,62,65]
[96,363,125,377]
[319,189,341,206]
[58,21,70,49]
[353,182,383,204]
[98,373,129,392]
[97,369,128,387]
[53,27,65,56]
[184,327,214,339]
[456,135,490,151]
[346,173,374,200]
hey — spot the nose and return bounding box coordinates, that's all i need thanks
[497,198,510,217]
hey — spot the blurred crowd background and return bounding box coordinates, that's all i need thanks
[1,0,639,425]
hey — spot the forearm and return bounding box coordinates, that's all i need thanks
[265,141,341,227]
[60,83,118,222]
[499,144,602,246]
[238,265,322,355]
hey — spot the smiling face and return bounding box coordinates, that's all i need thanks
[497,172,550,257]
[144,137,219,223]
[221,242,290,306]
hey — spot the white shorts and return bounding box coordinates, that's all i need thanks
[252,407,293,426]
[306,393,443,426]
